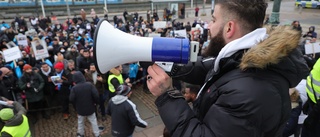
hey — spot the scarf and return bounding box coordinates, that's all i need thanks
[41,67,51,76]
[214,28,268,72]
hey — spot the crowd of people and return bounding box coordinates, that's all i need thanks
[0,0,319,136]
[0,5,213,136]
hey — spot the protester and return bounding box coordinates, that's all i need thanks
[85,64,107,121]
[107,65,132,99]
[69,71,100,137]
[52,62,72,120]
[183,83,200,104]
[18,64,47,122]
[145,0,309,136]
[0,100,30,137]
[106,85,147,137]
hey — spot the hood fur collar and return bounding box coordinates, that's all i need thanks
[239,26,301,70]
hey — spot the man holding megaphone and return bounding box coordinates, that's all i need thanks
[93,0,308,136]
[143,1,309,137]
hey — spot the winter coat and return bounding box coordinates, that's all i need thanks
[157,26,309,137]
[65,51,79,64]
[18,72,45,103]
[85,71,106,95]
[53,70,72,96]
[69,71,99,116]
[77,57,94,74]
[39,67,55,96]
[107,95,147,137]
[128,63,139,78]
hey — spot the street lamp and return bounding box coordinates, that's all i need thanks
[66,0,71,17]
[269,0,281,25]
[40,0,46,17]
[104,0,108,12]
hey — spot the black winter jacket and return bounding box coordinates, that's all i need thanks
[107,95,147,137]
[69,71,99,116]
[156,26,309,137]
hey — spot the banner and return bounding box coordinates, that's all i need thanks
[3,46,22,62]
[31,39,49,60]
[148,33,161,37]
[174,29,187,38]
[17,34,28,47]
[153,21,167,29]
[305,42,320,54]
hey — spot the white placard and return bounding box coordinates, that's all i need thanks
[305,42,320,54]
[174,29,187,38]
[17,34,28,47]
[78,28,85,35]
[6,41,17,49]
[153,21,167,29]
[31,39,49,60]
[25,29,38,38]
[3,46,22,62]
[148,33,161,37]
[51,76,61,86]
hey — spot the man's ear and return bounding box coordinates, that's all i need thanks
[225,21,236,39]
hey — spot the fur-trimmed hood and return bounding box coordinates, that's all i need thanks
[240,26,301,70]
[239,26,309,87]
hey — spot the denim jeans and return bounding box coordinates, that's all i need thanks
[77,113,100,137]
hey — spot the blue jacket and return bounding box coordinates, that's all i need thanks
[128,63,139,78]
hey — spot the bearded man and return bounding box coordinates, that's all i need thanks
[145,0,309,136]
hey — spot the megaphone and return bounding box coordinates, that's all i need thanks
[93,19,199,74]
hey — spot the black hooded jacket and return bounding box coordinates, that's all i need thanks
[69,71,99,116]
[107,95,148,137]
[156,26,309,137]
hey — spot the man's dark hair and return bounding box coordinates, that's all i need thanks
[215,0,267,34]
[41,62,48,66]
[83,49,90,53]
[185,83,201,95]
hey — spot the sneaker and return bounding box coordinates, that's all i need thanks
[63,113,70,120]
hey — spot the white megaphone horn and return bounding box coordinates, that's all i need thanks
[93,19,199,74]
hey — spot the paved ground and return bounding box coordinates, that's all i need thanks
[29,84,162,137]
[5,0,320,136]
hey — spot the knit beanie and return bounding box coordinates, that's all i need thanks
[23,64,32,71]
[54,62,64,70]
[0,108,14,121]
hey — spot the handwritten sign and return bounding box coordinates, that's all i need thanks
[3,46,22,62]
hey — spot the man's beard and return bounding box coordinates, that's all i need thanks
[203,28,226,57]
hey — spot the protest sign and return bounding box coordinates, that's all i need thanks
[174,29,187,38]
[17,34,28,47]
[31,39,49,60]
[153,21,167,29]
[305,42,320,54]
[148,33,161,37]
[3,46,22,62]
